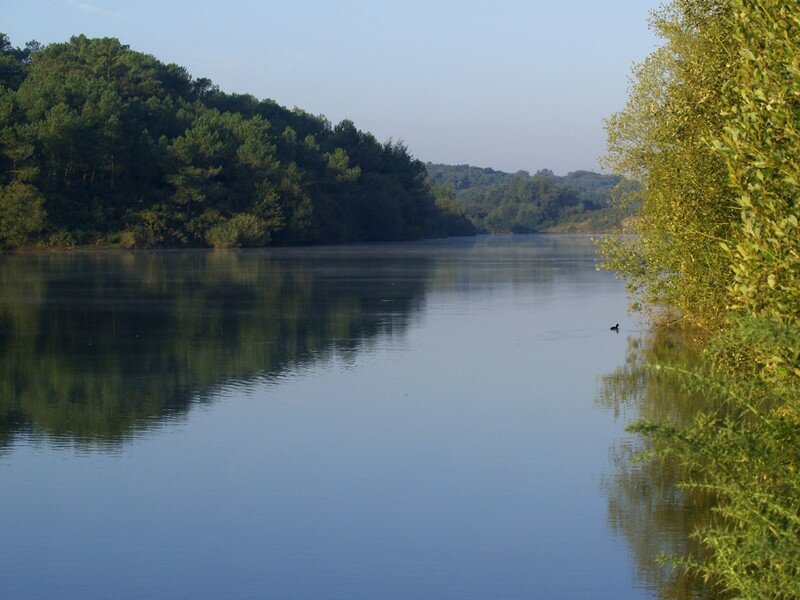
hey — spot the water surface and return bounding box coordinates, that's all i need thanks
[0,235,695,598]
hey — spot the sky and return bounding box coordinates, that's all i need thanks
[4,0,663,174]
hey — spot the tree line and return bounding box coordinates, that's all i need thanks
[427,163,629,233]
[0,34,474,249]
[602,1,800,596]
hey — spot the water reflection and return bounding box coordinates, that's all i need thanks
[1,235,674,599]
[598,332,719,599]
[0,249,431,448]
[0,236,597,450]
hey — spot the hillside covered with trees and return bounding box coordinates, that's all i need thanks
[0,34,474,250]
[426,163,630,233]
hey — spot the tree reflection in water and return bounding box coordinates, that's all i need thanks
[598,331,723,600]
[0,236,583,451]
[0,249,429,449]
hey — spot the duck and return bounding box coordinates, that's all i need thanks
[610,323,620,332]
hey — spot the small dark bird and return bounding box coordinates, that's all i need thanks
[610,323,620,332]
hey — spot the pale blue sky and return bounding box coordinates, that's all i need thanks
[5,0,662,174]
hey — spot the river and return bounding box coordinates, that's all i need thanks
[0,235,706,599]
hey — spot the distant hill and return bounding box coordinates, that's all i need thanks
[425,163,528,192]
[425,163,634,234]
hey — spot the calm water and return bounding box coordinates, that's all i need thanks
[0,235,702,599]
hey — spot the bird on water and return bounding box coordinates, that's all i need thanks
[610,323,620,332]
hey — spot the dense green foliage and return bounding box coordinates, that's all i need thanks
[427,163,628,233]
[602,1,738,327]
[425,162,526,192]
[716,1,800,373]
[633,328,800,599]
[603,1,800,597]
[0,34,473,249]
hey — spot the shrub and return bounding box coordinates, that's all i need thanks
[205,213,270,248]
[0,181,46,248]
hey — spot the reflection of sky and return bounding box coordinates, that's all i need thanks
[0,236,648,598]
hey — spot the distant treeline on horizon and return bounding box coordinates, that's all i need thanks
[0,34,628,250]
[426,163,632,234]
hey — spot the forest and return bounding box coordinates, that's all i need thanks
[0,34,474,249]
[602,0,800,596]
[426,163,631,233]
